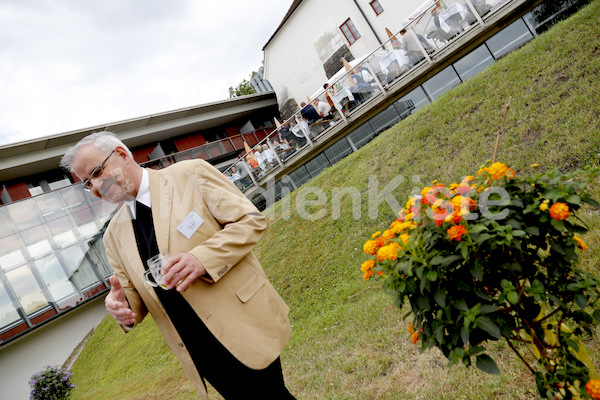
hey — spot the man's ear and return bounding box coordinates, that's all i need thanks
[114,146,131,163]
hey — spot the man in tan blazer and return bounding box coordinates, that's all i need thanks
[60,131,295,399]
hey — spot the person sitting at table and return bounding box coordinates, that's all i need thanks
[323,83,336,110]
[246,153,259,170]
[349,65,376,104]
[313,98,333,121]
[254,146,268,171]
[262,144,277,168]
[273,139,294,159]
[300,101,322,125]
[278,122,298,149]
[399,29,430,64]
[235,160,253,189]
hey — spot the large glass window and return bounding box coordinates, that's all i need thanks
[0,282,21,329]
[5,266,48,315]
[35,254,77,303]
[0,251,26,271]
[305,153,331,178]
[422,66,462,100]
[486,18,534,59]
[398,87,431,112]
[454,44,495,81]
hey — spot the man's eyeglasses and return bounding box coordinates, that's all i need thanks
[82,150,115,191]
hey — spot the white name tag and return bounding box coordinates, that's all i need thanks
[177,210,204,239]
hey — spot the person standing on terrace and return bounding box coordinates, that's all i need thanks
[60,131,296,400]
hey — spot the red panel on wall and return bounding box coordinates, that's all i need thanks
[132,146,155,164]
[6,182,31,201]
[224,127,240,137]
[83,283,107,299]
[174,133,206,152]
[30,308,58,325]
[0,322,29,342]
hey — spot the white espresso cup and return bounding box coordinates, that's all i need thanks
[144,252,170,290]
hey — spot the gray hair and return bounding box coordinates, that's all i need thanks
[60,131,133,172]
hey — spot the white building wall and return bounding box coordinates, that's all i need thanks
[264,0,424,110]
[0,297,107,400]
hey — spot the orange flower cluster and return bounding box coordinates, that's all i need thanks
[447,225,468,242]
[549,202,570,220]
[586,379,600,399]
[407,323,421,344]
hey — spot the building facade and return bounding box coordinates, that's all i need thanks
[263,0,425,116]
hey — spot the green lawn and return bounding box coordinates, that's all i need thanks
[70,1,600,399]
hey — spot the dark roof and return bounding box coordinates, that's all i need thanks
[262,0,303,50]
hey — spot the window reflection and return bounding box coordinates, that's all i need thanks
[454,45,494,81]
[0,302,21,328]
[5,266,47,314]
[486,18,533,59]
[422,66,461,100]
[6,201,42,231]
[0,251,26,271]
[27,240,52,258]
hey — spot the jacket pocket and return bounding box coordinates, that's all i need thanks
[234,273,266,303]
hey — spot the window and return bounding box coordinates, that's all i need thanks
[340,19,361,45]
[370,0,384,15]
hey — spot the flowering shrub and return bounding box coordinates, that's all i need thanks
[361,162,600,399]
[29,365,75,400]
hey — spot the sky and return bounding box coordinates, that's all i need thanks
[0,0,292,146]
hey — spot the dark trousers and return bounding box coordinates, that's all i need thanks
[182,310,295,400]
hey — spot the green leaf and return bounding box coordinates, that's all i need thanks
[475,233,492,244]
[434,325,445,344]
[544,188,561,201]
[460,325,469,346]
[430,255,461,265]
[526,226,540,236]
[434,289,447,307]
[476,354,500,375]
[507,291,519,305]
[512,230,526,237]
[426,270,438,281]
[575,293,588,309]
[479,305,500,314]
[566,194,581,205]
[550,218,565,232]
[477,316,502,339]
[593,310,600,323]
[581,193,600,208]
[417,296,430,310]
[468,345,486,356]
[454,299,469,311]
[470,262,483,281]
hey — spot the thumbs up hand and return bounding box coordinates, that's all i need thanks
[105,275,137,327]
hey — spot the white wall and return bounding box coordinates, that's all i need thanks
[264,0,424,109]
[0,296,107,400]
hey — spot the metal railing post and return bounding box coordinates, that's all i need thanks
[408,28,432,65]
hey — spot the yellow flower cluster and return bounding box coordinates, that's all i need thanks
[478,162,515,180]
[360,259,376,281]
[377,242,400,262]
[573,234,588,251]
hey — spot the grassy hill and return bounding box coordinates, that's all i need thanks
[69,2,600,399]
